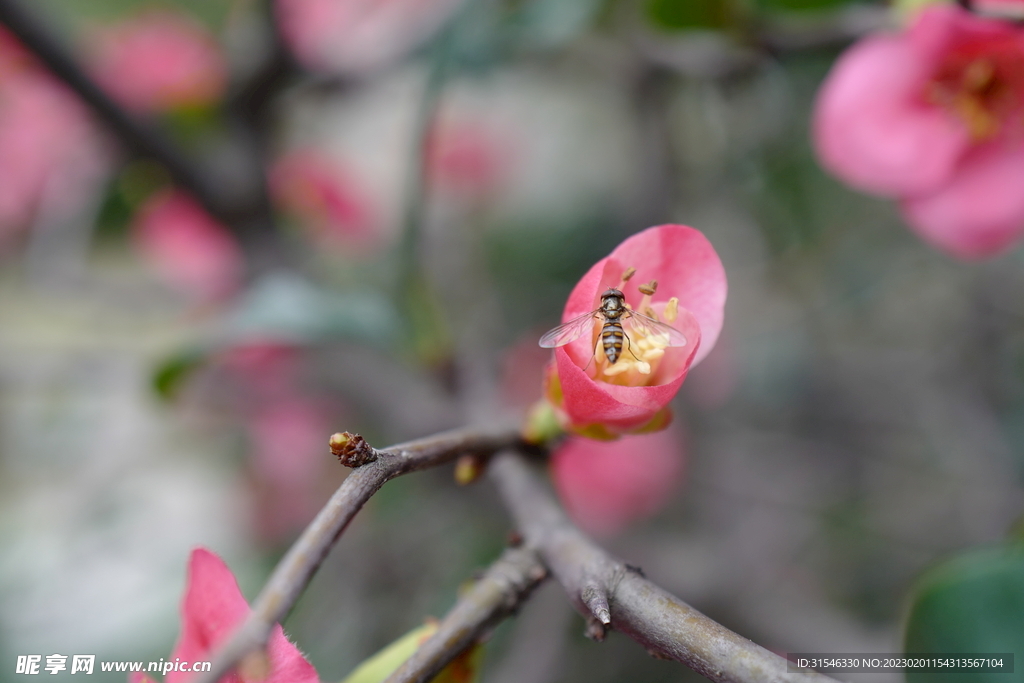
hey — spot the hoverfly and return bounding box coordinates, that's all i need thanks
[538,287,687,366]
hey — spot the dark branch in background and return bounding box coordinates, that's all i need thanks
[488,451,843,683]
[196,425,525,683]
[755,4,890,54]
[0,0,283,259]
[383,545,548,683]
[228,0,301,131]
[0,0,223,222]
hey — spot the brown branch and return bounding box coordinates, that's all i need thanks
[383,545,548,683]
[195,425,524,683]
[487,450,841,683]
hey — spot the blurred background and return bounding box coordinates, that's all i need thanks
[0,0,1022,682]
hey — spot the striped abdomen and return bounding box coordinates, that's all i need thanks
[601,321,625,364]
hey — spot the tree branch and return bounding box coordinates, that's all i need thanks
[383,545,548,683]
[487,450,841,683]
[195,425,525,683]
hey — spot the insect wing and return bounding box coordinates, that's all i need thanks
[539,310,599,348]
[625,310,688,347]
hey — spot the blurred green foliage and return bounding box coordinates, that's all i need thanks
[904,543,1024,682]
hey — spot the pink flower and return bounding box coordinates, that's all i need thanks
[270,151,380,251]
[813,5,1024,259]
[275,0,462,74]
[88,10,226,113]
[248,399,337,540]
[152,548,319,683]
[542,225,726,438]
[216,342,304,405]
[131,190,243,301]
[551,427,685,537]
[0,29,104,247]
[425,119,512,197]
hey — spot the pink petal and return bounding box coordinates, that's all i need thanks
[909,4,1024,59]
[561,225,726,366]
[276,0,462,74]
[170,550,251,678]
[901,142,1024,259]
[552,225,726,433]
[812,34,969,196]
[553,307,700,432]
[88,11,226,113]
[131,191,243,301]
[269,151,380,250]
[169,549,319,683]
[0,71,101,244]
[551,427,685,537]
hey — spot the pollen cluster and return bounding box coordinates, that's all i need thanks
[592,271,680,387]
[929,41,1024,141]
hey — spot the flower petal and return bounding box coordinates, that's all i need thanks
[553,306,700,432]
[901,142,1024,259]
[561,225,726,367]
[551,427,684,537]
[812,34,969,196]
[169,549,319,683]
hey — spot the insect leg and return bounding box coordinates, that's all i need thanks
[623,332,642,362]
[582,335,602,374]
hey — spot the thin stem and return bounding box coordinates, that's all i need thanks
[383,545,548,683]
[488,450,842,683]
[396,6,461,294]
[195,425,524,683]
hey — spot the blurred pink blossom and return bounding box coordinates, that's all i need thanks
[248,399,337,540]
[270,150,380,251]
[551,427,685,537]
[217,342,304,404]
[131,190,243,301]
[275,0,462,74]
[813,5,1024,259]
[214,341,340,540]
[87,10,227,113]
[425,119,512,197]
[0,29,104,247]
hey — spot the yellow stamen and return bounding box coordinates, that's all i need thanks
[664,297,678,323]
[603,363,631,377]
[638,280,658,296]
[621,267,636,283]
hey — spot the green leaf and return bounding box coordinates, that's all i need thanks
[757,0,855,14]
[340,622,482,683]
[151,347,206,400]
[904,543,1024,683]
[645,0,736,30]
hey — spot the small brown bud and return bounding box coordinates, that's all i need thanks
[330,432,377,467]
[621,267,637,282]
